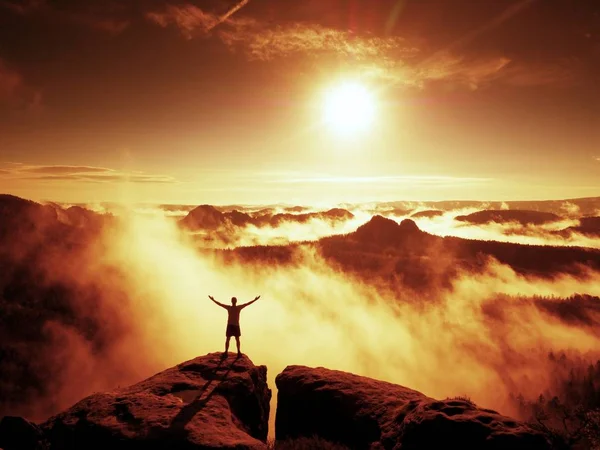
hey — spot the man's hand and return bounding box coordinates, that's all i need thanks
[209,296,227,309]
[240,295,261,309]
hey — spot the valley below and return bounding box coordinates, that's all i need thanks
[1,194,600,448]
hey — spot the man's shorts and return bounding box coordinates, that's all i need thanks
[226,324,241,337]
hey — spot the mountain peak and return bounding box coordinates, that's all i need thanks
[353,215,423,244]
[358,214,398,229]
[180,204,225,230]
[189,204,222,215]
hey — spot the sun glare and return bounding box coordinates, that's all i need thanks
[322,81,376,135]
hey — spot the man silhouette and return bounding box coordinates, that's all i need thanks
[209,295,260,357]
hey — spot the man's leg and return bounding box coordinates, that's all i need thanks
[235,337,241,355]
[224,336,231,354]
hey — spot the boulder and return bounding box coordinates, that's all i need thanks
[42,353,271,450]
[0,416,46,450]
[275,366,550,450]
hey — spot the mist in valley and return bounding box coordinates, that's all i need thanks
[2,197,600,430]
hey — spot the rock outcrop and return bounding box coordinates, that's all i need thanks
[1,359,556,450]
[180,205,230,230]
[350,217,435,253]
[0,416,46,450]
[275,366,551,450]
[39,353,271,450]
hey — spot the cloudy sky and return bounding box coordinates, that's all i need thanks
[0,0,599,204]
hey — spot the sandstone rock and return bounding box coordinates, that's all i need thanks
[275,366,550,450]
[352,216,431,248]
[42,353,270,450]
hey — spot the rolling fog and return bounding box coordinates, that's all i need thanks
[20,206,600,426]
[104,201,600,249]
[411,208,600,249]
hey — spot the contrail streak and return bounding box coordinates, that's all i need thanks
[449,0,538,52]
[208,0,251,31]
[423,0,539,63]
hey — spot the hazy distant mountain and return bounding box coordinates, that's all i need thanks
[180,205,252,230]
[565,216,600,237]
[158,204,196,213]
[491,197,600,216]
[359,204,412,216]
[47,204,107,229]
[255,208,354,227]
[0,196,108,241]
[455,210,562,226]
[410,210,445,219]
[180,205,354,231]
[348,197,600,217]
[0,195,58,238]
[283,205,309,213]
[337,216,600,278]
[228,215,600,292]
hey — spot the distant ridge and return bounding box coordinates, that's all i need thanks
[561,216,600,237]
[410,209,444,219]
[180,204,247,230]
[179,205,354,231]
[0,194,107,242]
[455,210,562,226]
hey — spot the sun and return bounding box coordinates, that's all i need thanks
[322,81,376,135]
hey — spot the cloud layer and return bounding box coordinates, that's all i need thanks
[3,202,600,428]
[143,2,576,90]
[0,163,177,184]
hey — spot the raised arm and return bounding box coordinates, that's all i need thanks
[240,295,261,309]
[208,295,227,308]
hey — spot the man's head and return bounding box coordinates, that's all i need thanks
[231,297,237,305]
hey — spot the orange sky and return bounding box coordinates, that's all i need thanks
[0,0,599,204]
